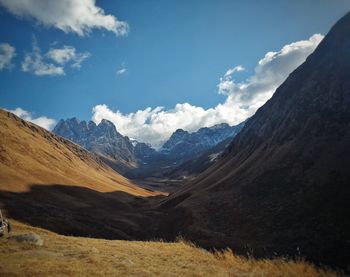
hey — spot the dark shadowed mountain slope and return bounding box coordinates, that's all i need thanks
[158,12,350,269]
[132,141,157,163]
[162,136,234,181]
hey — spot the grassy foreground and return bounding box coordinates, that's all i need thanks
[0,221,338,277]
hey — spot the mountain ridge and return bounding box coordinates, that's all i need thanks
[53,117,139,173]
[53,118,245,190]
[157,11,350,269]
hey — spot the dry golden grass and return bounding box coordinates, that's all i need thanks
[0,220,338,277]
[0,109,158,196]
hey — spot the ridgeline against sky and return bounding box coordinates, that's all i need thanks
[0,0,349,147]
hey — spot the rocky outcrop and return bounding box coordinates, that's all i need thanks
[160,122,244,163]
[53,118,138,173]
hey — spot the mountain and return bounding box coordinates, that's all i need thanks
[160,122,244,163]
[53,118,244,191]
[158,12,350,269]
[163,136,234,181]
[0,109,159,239]
[132,140,157,164]
[124,122,244,191]
[53,118,138,173]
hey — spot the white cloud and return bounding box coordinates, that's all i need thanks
[7,107,56,130]
[71,52,90,69]
[218,34,324,110]
[0,0,129,37]
[92,34,323,148]
[92,102,249,149]
[22,40,90,76]
[46,46,76,65]
[46,45,90,68]
[22,40,65,76]
[116,68,127,76]
[223,65,244,78]
[0,43,16,70]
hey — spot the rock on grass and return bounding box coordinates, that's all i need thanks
[9,233,43,246]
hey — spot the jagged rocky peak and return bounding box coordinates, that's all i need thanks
[53,117,137,172]
[174,129,188,134]
[209,123,230,129]
[67,117,80,124]
[94,119,122,139]
[171,129,189,141]
[133,141,157,161]
[161,129,189,151]
[160,121,245,155]
[99,119,115,128]
[197,123,230,133]
[88,120,96,129]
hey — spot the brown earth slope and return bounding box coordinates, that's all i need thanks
[0,109,161,239]
[0,109,154,196]
[158,12,350,269]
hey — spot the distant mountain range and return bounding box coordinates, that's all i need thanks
[160,123,244,162]
[53,118,244,189]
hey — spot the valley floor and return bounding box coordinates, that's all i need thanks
[0,221,338,277]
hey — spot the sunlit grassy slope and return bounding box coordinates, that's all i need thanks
[0,109,155,196]
[0,221,337,277]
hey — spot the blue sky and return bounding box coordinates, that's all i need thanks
[0,0,349,146]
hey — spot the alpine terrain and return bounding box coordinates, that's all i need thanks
[158,12,350,269]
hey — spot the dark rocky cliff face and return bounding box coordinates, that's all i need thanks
[159,12,350,269]
[53,118,138,172]
[160,122,244,162]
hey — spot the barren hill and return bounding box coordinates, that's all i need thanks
[0,109,154,196]
[0,109,160,239]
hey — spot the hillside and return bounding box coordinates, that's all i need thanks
[0,220,337,277]
[158,12,350,269]
[0,109,154,195]
[0,109,161,239]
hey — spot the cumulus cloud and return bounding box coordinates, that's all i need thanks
[46,45,90,68]
[7,107,56,130]
[218,34,324,110]
[92,34,324,148]
[22,40,90,76]
[22,40,64,76]
[92,102,251,149]
[0,0,129,37]
[0,43,16,70]
[223,65,245,78]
